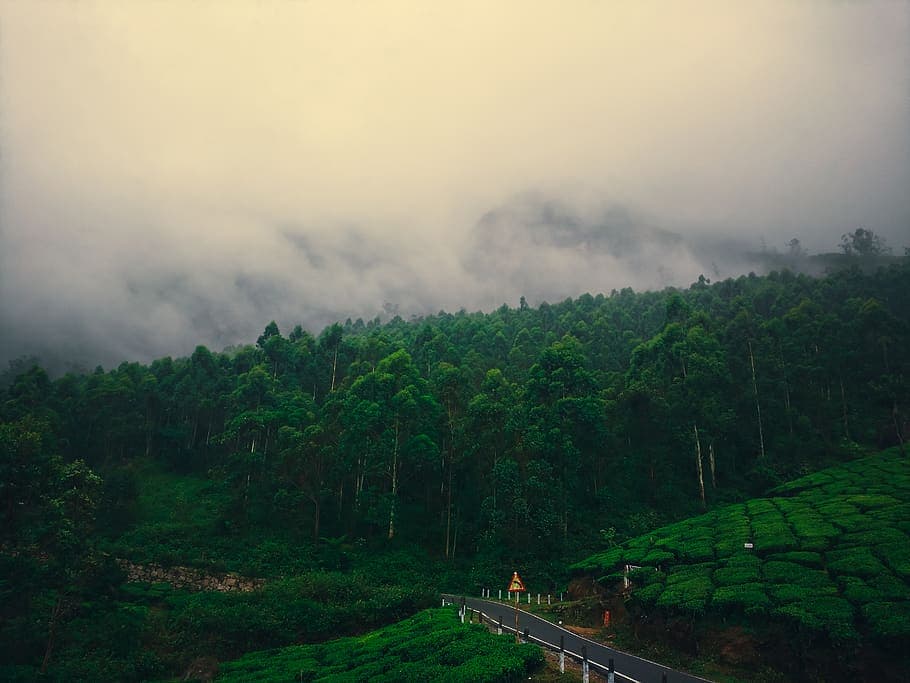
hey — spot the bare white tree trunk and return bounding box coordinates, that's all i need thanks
[709,442,716,489]
[748,340,766,460]
[445,463,452,559]
[694,423,706,509]
[355,460,364,509]
[388,422,400,540]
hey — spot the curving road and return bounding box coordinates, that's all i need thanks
[442,594,713,683]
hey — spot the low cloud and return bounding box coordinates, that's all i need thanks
[1,1,908,370]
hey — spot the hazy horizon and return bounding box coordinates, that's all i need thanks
[2,1,909,370]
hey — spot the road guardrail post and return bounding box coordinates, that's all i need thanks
[559,635,565,673]
[582,645,589,683]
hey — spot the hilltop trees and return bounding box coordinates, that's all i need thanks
[840,228,891,257]
[1,256,908,567]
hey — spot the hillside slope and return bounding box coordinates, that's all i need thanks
[217,607,543,682]
[572,447,910,679]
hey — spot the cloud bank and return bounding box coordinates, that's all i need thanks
[1,1,908,369]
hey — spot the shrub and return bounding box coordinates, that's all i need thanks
[876,543,910,579]
[723,553,761,568]
[570,547,623,572]
[768,551,822,567]
[798,535,830,552]
[841,528,906,547]
[862,601,910,639]
[840,576,882,604]
[827,514,866,533]
[845,494,899,511]
[218,608,543,683]
[634,582,664,604]
[711,583,770,614]
[629,566,663,586]
[656,576,713,614]
[714,539,750,555]
[678,539,715,562]
[666,563,715,585]
[622,544,658,566]
[816,502,860,519]
[753,532,798,554]
[746,499,778,516]
[869,573,910,601]
[787,513,839,540]
[714,565,759,586]
[642,550,675,565]
[826,547,888,579]
[775,597,857,641]
[751,515,798,553]
[763,561,816,584]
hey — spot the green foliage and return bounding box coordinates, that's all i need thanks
[3,257,910,677]
[711,583,770,614]
[769,583,838,603]
[877,543,910,579]
[642,549,675,565]
[633,582,665,604]
[656,575,713,614]
[841,577,883,604]
[767,551,823,567]
[576,447,910,650]
[217,608,543,682]
[862,602,910,639]
[775,597,858,641]
[826,547,888,579]
[714,565,759,586]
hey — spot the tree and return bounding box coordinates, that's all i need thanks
[0,418,103,673]
[840,228,891,257]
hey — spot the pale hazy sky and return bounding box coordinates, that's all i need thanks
[1,1,909,368]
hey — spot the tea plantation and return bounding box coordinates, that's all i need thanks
[572,447,910,644]
[216,607,543,682]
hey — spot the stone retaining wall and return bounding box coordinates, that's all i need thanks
[117,559,265,592]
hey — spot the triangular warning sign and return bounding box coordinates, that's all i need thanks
[508,571,525,592]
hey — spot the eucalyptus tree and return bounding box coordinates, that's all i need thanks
[340,349,441,540]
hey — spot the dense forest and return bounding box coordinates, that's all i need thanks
[2,247,909,679]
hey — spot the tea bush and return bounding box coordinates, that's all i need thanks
[217,608,543,683]
[573,447,910,647]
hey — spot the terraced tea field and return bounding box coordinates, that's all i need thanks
[573,447,910,642]
[216,607,543,682]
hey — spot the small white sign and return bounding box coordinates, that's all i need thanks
[744,542,754,549]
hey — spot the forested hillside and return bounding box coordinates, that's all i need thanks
[5,259,908,558]
[2,258,909,679]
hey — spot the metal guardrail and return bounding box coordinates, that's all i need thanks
[444,597,638,683]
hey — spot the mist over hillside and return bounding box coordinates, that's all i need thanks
[1,1,908,372]
[3,189,893,374]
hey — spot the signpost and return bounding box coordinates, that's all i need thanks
[507,571,526,643]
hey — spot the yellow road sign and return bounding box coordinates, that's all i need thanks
[508,571,525,592]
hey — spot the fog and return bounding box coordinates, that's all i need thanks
[1,1,908,369]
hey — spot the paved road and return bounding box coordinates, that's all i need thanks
[442,594,712,683]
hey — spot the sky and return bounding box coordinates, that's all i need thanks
[1,0,909,370]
